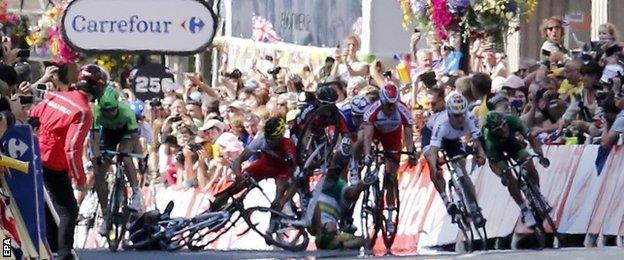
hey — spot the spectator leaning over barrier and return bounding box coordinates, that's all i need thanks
[560,60,604,140]
[558,59,583,101]
[29,64,107,260]
[540,16,569,64]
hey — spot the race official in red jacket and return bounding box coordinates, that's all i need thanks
[29,64,108,260]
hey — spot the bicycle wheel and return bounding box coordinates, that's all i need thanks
[360,164,381,249]
[380,174,400,250]
[448,180,473,252]
[187,209,238,251]
[106,180,128,252]
[523,174,555,248]
[244,207,309,251]
[163,219,192,251]
[297,104,341,171]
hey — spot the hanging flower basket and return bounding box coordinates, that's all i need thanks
[26,4,80,64]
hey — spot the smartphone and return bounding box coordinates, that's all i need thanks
[19,95,34,104]
[414,28,420,33]
[16,49,30,58]
[171,116,182,122]
[36,84,47,90]
[542,49,552,57]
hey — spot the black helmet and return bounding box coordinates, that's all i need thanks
[264,117,287,139]
[315,86,338,104]
[76,64,109,100]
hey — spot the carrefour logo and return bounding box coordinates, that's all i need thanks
[181,17,205,34]
[70,15,204,34]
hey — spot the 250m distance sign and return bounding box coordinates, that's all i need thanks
[61,0,217,54]
[132,63,175,100]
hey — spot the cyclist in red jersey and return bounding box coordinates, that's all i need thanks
[361,84,416,234]
[29,64,108,260]
[210,117,298,212]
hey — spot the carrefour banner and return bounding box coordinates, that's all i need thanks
[228,0,362,47]
[0,125,47,253]
[61,0,217,55]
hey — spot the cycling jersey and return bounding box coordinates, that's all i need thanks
[29,90,93,186]
[363,100,413,134]
[339,105,361,134]
[242,135,297,182]
[315,179,353,250]
[291,103,349,140]
[430,111,481,148]
[421,110,444,148]
[482,115,530,169]
[94,102,139,137]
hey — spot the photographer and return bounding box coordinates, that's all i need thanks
[560,60,604,141]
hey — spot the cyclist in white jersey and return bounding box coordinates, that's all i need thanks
[424,92,487,223]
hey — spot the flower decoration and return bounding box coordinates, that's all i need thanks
[400,0,540,44]
[95,55,133,79]
[26,4,79,64]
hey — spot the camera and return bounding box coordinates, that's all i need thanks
[267,66,282,75]
[171,116,182,122]
[149,98,162,107]
[225,69,242,79]
[188,143,204,152]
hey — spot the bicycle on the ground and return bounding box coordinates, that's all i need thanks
[360,145,413,250]
[507,154,559,249]
[441,152,488,252]
[101,150,146,252]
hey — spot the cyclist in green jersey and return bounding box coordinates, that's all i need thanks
[482,111,550,227]
[92,87,143,235]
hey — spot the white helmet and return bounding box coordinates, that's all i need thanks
[445,92,467,115]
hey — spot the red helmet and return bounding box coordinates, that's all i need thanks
[77,64,109,99]
[380,84,400,104]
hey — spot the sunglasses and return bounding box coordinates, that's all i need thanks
[546,26,561,31]
[103,107,117,113]
[450,113,465,118]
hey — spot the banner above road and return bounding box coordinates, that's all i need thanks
[228,0,361,47]
[61,0,217,55]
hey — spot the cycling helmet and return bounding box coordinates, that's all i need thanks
[264,117,286,139]
[379,84,400,105]
[77,64,109,99]
[98,87,119,110]
[350,95,370,116]
[130,100,145,118]
[445,92,467,115]
[484,111,506,131]
[316,86,338,104]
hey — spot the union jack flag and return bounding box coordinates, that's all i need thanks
[252,16,282,43]
[0,192,21,251]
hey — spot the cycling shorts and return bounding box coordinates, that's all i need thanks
[373,127,403,161]
[237,158,292,183]
[100,125,134,151]
[315,231,356,250]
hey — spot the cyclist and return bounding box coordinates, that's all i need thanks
[210,117,297,212]
[423,92,486,225]
[341,95,371,185]
[482,111,550,227]
[362,83,416,234]
[310,161,374,250]
[92,88,144,234]
[291,85,349,143]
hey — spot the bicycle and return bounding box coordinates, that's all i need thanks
[100,150,146,252]
[507,154,559,249]
[441,152,488,252]
[360,145,413,250]
[296,103,342,173]
[185,175,274,251]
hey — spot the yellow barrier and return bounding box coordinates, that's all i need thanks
[0,155,29,174]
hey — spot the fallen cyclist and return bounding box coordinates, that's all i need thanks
[308,157,376,250]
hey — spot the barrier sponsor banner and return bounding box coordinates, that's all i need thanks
[62,0,217,54]
[78,145,624,251]
[0,125,46,254]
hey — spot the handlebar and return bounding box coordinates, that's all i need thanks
[103,150,146,159]
[508,154,544,168]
